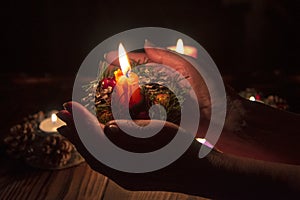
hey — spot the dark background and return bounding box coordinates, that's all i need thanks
[1,0,299,115]
[2,0,298,74]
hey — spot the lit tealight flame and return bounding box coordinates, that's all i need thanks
[118,43,131,76]
[249,96,256,101]
[196,138,214,148]
[167,39,197,58]
[51,113,57,124]
[196,138,206,144]
[175,39,185,54]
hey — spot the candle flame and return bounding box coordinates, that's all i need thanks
[51,113,57,123]
[176,39,185,54]
[196,138,206,144]
[118,43,131,75]
[249,96,256,101]
[196,138,214,148]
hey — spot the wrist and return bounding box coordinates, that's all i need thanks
[184,149,300,199]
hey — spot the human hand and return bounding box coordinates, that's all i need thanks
[57,101,216,194]
[105,41,300,165]
[56,42,300,199]
[57,102,300,200]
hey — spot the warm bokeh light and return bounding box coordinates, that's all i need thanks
[249,96,256,101]
[196,138,206,144]
[196,138,214,148]
[167,39,197,58]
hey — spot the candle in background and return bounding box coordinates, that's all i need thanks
[196,138,213,148]
[168,39,198,58]
[248,95,264,103]
[114,43,142,108]
[249,96,256,101]
[39,112,66,133]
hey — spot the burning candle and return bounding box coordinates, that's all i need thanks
[114,43,142,108]
[39,112,66,133]
[249,96,256,101]
[248,95,264,103]
[196,138,213,148]
[168,39,198,58]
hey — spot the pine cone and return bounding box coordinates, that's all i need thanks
[264,95,289,110]
[4,121,36,159]
[4,111,84,169]
[95,78,116,124]
[41,135,74,167]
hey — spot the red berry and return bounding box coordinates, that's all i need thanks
[101,78,116,89]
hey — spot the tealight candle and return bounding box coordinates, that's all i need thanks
[249,96,256,101]
[114,43,142,108]
[248,95,264,103]
[39,112,66,133]
[168,39,198,58]
[196,138,213,148]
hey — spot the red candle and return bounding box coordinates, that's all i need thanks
[114,43,142,108]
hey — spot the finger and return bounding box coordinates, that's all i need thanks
[58,102,108,166]
[144,40,206,84]
[57,125,76,143]
[56,110,73,125]
[66,101,105,129]
[105,51,149,66]
[58,102,106,145]
[57,124,111,176]
[144,40,194,72]
[63,102,73,114]
[104,119,191,153]
[144,40,211,113]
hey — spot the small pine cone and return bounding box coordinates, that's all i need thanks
[40,135,74,167]
[61,153,72,163]
[49,152,70,167]
[42,145,52,155]
[58,139,73,153]
[9,124,22,136]
[4,121,36,158]
[265,95,289,110]
[97,110,113,124]
[45,135,61,147]
[54,152,72,166]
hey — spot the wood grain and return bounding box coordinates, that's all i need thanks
[0,156,209,200]
[102,179,208,200]
[0,158,108,200]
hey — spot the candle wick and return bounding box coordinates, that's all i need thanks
[126,70,130,78]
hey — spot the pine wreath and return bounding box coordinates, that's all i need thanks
[83,60,190,125]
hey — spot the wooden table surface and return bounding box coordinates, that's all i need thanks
[0,156,207,200]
